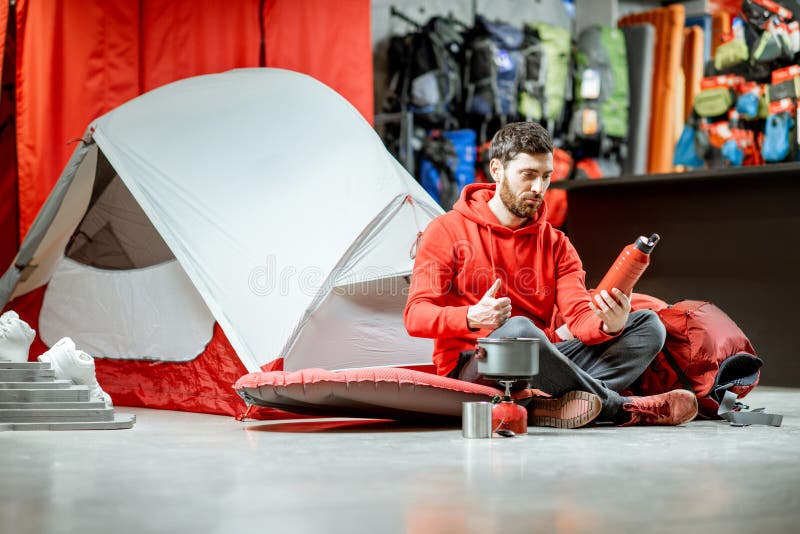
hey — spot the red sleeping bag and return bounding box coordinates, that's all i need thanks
[633,300,762,419]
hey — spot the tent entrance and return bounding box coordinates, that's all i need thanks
[37,149,215,361]
[65,151,173,270]
[282,275,433,371]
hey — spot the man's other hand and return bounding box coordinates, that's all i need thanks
[589,288,631,335]
[467,279,512,330]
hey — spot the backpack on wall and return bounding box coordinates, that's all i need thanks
[518,23,572,131]
[463,15,524,119]
[385,16,464,125]
[419,131,458,209]
[569,25,629,155]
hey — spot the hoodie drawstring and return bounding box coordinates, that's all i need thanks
[486,224,497,283]
[535,228,543,296]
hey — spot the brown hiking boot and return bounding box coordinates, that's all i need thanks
[619,389,699,426]
[528,390,602,429]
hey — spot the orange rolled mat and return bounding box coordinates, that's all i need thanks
[620,4,686,174]
[683,26,705,123]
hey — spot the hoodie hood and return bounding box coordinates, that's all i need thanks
[453,183,548,233]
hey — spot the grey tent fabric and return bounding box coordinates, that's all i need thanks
[0,136,93,308]
[622,23,655,176]
[0,268,19,309]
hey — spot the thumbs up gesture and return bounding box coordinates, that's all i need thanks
[467,279,512,330]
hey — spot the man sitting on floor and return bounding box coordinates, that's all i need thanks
[403,121,698,428]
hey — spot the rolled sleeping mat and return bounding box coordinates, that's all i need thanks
[622,23,655,176]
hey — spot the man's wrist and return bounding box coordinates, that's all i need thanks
[602,322,622,335]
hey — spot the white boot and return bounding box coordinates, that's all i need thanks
[38,337,113,407]
[0,310,36,363]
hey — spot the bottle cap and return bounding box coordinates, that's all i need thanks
[634,233,661,253]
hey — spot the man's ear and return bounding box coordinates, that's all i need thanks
[489,158,503,182]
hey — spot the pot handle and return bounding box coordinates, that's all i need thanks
[475,346,487,360]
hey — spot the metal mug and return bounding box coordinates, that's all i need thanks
[462,401,493,438]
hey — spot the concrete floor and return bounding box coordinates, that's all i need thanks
[1,386,798,534]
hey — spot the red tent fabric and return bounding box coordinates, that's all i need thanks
[264,0,374,122]
[0,0,6,78]
[138,0,262,93]
[0,0,17,270]
[14,0,141,242]
[13,0,372,241]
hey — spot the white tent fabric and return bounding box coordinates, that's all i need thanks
[40,258,215,361]
[4,68,442,373]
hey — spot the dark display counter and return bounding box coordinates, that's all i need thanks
[555,163,800,386]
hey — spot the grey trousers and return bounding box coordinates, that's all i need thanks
[452,310,666,420]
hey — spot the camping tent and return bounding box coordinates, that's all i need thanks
[0,68,442,415]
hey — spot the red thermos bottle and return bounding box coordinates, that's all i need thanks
[592,233,660,298]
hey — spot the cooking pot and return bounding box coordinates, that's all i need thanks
[475,337,539,379]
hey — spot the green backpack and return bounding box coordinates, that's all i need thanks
[570,25,629,143]
[518,23,572,127]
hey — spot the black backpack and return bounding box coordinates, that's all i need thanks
[385,15,464,126]
[463,15,524,120]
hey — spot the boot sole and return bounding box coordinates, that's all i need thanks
[528,390,602,429]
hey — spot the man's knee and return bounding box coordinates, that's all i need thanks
[492,316,545,339]
[629,309,667,353]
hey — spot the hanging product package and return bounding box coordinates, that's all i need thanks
[762,110,795,161]
[694,75,742,119]
[714,37,749,71]
[673,115,708,168]
[735,82,767,119]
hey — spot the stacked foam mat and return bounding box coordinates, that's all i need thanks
[622,24,655,176]
[683,26,706,123]
[0,361,135,431]
[619,4,687,174]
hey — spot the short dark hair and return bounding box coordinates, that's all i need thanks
[488,122,553,166]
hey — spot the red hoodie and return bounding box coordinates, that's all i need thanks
[404,183,616,376]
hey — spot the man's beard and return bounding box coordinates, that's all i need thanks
[499,179,542,219]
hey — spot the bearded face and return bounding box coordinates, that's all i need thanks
[499,177,542,218]
[492,152,554,220]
